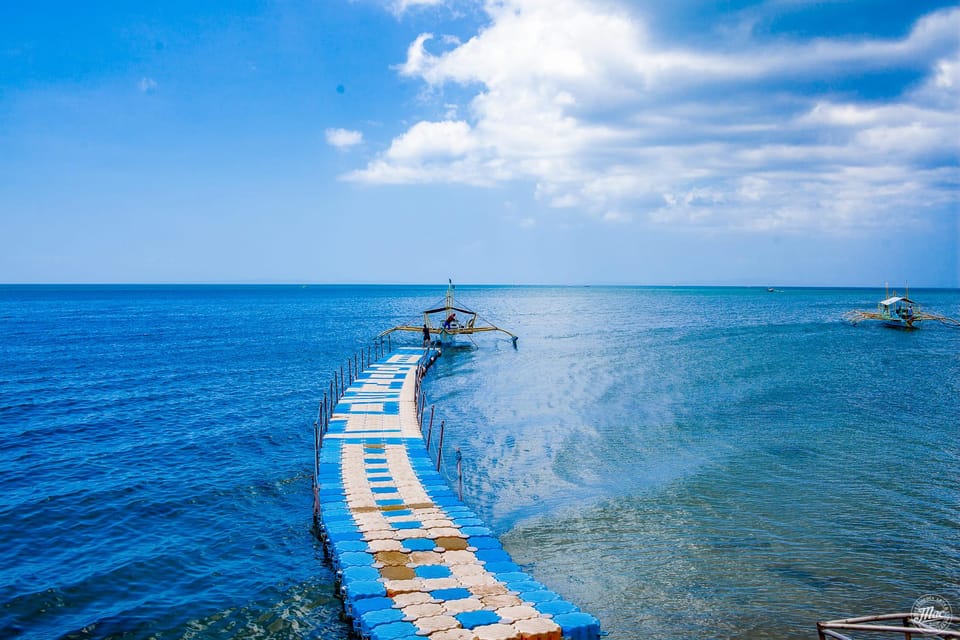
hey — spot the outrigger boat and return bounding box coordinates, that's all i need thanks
[843,285,960,330]
[378,280,518,349]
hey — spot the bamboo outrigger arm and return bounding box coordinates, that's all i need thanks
[817,612,960,639]
[376,324,518,340]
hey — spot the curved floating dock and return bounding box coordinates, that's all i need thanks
[316,346,601,640]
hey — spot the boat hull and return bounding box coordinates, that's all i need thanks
[880,318,918,330]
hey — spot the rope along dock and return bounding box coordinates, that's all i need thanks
[314,346,602,640]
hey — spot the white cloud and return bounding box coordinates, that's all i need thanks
[385,120,476,160]
[391,0,445,16]
[325,128,364,149]
[138,77,158,93]
[352,0,960,233]
[935,57,958,88]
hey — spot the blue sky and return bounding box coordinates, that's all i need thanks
[1,0,958,286]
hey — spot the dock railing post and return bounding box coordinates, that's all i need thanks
[312,418,320,523]
[436,420,445,471]
[339,366,344,398]
[426,413,434,451]
[426,405,434,436]
[456,448,463,500]
[316,397,325,443]
[328,383,334,421]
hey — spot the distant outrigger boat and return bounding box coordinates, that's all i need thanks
[378,280,518,349]
[843,285,960,330]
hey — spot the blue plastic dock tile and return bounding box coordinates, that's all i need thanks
[466,536,502,550]
[554,612,602,640]
[349,596,394,618]
[430,587,472,601]
[520,590,559,604]
[325,530,363,544]
[413,565,453,579]
[483,561,523,574]
[451,517,484,527]
[333,540,369,554]
[368,621,419,640]
[342,566,380,583]
[402,538,436,551]
[475,549,511,564]
[343,579,387,600]
[359,607,405,634]
[506,580,543,594]
[391,520,422,530]
[535,599,579,616]
[455,609,501,630]
[339,551,375,567]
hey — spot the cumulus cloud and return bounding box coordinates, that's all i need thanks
[350,0,960,231]
[325,128,364,149]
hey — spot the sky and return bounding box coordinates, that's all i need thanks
[1,0,958,286]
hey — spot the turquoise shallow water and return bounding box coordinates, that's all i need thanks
[1,285,958,639]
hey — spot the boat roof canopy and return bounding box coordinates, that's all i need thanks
[424,306,476,315]
[879,296,915,305]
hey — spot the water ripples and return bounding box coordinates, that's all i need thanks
[1,285,957,639]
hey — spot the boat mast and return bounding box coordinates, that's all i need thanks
[445,279,454,315]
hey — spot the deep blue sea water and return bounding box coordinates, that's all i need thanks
[1,285,958,640]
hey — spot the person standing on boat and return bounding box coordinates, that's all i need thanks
[444,313,456,329]
[422,323,431,347]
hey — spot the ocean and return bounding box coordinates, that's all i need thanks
[1,285,957,639]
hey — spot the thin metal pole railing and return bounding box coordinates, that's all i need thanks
[456,448,463,500]
[436,420,445,471]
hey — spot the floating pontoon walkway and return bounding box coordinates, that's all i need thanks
[316,346,601,640]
